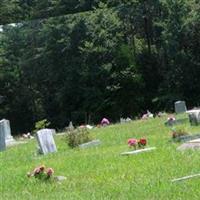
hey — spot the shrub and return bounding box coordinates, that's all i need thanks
[34,119,50,132]
[67,128,92,148]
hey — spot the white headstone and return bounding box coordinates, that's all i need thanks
[36,129,57,155]
[0,124,6,151]
[175,101,187,114]
[186,109,200,126]
[0,119,15,145]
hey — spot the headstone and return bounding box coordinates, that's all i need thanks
[120,117,131,123]
[36,129,57,155]
[0,125,6,151]
[79,139,101,149]
[186,109,200,126]
[177,138,200,151]
[172,134,200,143]
[68,121,74,130]
[121,147,156,155]
[0,119,15,145]
[174,101,187,114]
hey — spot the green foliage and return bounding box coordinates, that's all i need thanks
[67,128,92,148]
[34,119,50,132]
[0,0,200,133]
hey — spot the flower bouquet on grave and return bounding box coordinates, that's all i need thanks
[27,165,54,181]
[127,138,147,150]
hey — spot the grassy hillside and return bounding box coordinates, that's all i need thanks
[1,116,200,200]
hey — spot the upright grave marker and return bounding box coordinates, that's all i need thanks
[0,119,15,145]
[186,109,200,126]
[174,101,187,114]
[36,129,57,155]
[0,123,6,151]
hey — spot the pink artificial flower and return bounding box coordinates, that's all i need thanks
[127,138,138,147]
[33,167,41,175]
[101,118,110,125]
[46,168,54,177]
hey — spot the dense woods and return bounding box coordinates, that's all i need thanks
[0,0,200,134]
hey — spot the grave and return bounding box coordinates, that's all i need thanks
[186,109,200,126]
[0,124,6,151]
[79,139,101,149]
[172,173,200,182]
[0,119,15,145]
[120,117,131,123]
[165,118,188,126]
[172,134,200,143]
[36,129,57,155]
[177,138,200,151]
[174,101,187,114]
[121,147,156,155]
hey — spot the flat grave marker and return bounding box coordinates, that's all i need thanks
[79,139,101,149]
[121,147,156,155]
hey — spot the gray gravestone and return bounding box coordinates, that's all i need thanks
[177,139,200,151]
[0,119,15,145]
[187,109,200,126]
[0,124,6,151]
[175,101,187,114]
[79,139,101,149]
[36,129,57,155]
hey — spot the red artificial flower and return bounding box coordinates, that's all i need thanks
[138,138,147,146]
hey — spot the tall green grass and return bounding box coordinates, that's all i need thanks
[1,116,200,200]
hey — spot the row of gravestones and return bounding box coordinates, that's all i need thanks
[0,119,101,154]
[174,101,200,126]
[0,119,57,154]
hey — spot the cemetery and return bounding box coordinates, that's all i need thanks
[1,1,200,199]
[1,108,200,199]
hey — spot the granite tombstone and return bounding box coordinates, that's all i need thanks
[0,119,15,145]
[175,101,187,114]
[36,129,57,155]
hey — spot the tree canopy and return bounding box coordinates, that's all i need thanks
[0,0,199,134]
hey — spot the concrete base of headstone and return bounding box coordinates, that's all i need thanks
[177,139,200,151]
[121,147,156,155]
[6,140,27,147]
[79,139,101,149]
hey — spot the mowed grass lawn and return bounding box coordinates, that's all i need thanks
[1,115,200,200]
